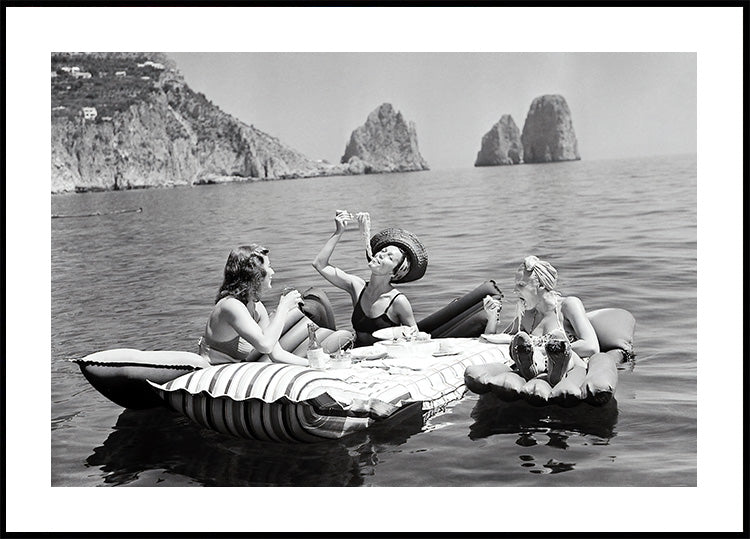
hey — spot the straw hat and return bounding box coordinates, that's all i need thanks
[368,228,428,283]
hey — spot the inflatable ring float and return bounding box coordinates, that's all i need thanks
[464,308,635,406]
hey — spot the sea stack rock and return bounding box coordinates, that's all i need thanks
[521,95,580,163]
[341,103,429,173]
[474,114,523,166]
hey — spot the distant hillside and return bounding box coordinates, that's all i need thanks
[51,52,358,193]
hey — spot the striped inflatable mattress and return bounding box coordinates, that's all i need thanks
[148,338,508,442]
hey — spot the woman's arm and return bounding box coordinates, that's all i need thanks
[562,296,600,358]
[391,294,418,328]
[268,343,309,365]
[254,303,309,365]
[483,296,503,333]
[502,318,520,334]
[224,293,300,355]
[312,213,361,295]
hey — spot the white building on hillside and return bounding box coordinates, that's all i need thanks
[138,61,165,70]
[82,107,98,120]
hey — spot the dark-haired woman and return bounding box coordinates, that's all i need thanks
[313,212,427,347]
[199,245,307,365]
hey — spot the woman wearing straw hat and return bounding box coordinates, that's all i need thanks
[313,212,428,347]
[483,255,599,389]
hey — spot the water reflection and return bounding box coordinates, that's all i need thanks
[87,402,426,487]
[468,394,619,441]
[468,395,619,475]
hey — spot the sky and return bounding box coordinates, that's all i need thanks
[169,52,696,170]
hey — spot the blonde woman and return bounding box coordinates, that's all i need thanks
[484,255,599,387]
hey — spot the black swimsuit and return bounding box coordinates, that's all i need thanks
[351,286,402,345]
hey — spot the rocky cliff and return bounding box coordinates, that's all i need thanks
[474,114,523,166]
[51,52,358,193]
[340,103,429,173]
[520,94,580,163]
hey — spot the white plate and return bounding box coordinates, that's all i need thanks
[372,326,413,340]
[432,350,460,357]
[480,333,513,345]
[349,346,389,361]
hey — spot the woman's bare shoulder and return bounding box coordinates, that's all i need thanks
[561,295,586,313]
[218,296,249,315]
[390,291,414,316]
[392,289,411,304]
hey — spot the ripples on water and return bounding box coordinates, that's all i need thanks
[51,154,696,487]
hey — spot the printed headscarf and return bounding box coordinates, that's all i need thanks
[522,255,558,291]
[391,248,411,282]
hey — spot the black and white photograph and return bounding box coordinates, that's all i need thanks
[4,4,745,535]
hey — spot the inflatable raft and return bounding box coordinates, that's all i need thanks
[72,288,349,410]
[464,307,635,406]
[147,339,505,442]
[72,282,505,441]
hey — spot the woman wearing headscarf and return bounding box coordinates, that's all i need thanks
[483,255,599,387]
[313,211,428,346]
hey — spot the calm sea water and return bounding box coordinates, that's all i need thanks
[51,154,696,487]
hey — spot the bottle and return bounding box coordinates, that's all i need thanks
[306,323,325,368]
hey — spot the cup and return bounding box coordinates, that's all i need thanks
[328,353,352,369]
[308,350,329,370]
[282,287,304,309]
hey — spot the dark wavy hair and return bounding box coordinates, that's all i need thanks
[215,244,269,305]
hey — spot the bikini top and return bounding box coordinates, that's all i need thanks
[201,302,261,361]
[351,285,402,336]
[518,298,578,346]
[201,333,256,361]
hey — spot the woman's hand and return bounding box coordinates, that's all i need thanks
[278,289,302,313]
[355,212,369,227]
[334,210,354,234]
[483,295,502,334]
[483,295,502,318]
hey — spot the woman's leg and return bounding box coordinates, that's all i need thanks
[510,331,537,380]
[545,329,572,386]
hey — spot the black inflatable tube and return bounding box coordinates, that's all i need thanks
[301,287,337,330]
[417,280,502,334]
[431,303,493,339]
[431,302,483,337]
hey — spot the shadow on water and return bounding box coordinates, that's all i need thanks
[468,394,619,442]
[86,402,426,487]
[467,395,619,476]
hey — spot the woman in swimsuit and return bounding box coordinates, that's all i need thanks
[483,255,599,388]
[313,212,424,347]
[199,245,308,365]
